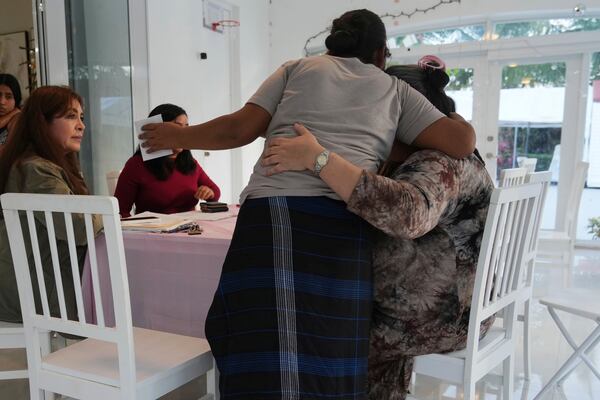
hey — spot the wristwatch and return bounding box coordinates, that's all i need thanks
[314,149,330,176]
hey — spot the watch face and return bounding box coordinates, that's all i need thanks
[317,154,327,165]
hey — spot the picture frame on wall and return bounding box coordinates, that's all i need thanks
[0,30,31,98]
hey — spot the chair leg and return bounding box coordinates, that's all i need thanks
[463,377,476,400]
[556,322,600,387]
[503,355,514,400]
[523,299,532,381]
[29,387,44,400]
[207,356,220,400]
[38,331,55,400]
[533,324,600,400]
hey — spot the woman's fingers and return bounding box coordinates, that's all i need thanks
[195,186,215,200]
[293,123,310,136]
[265,164,287,176]
[261,154,280,167]
[141,122,158,132]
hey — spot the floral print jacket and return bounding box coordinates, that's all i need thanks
[347,149,494,366]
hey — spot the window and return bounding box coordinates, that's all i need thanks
[494,18,600,39]
[388,25,485,49]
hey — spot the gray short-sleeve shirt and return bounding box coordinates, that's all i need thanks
[239,55,444,203]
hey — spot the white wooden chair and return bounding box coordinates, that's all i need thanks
[517,157,537,174]
[533,289,600,400]
[0,322,52,399]
[536,161,589,265]
[499,167,528,187]
[105,170,121,196]
[518,171,552,381]
[1,193,218,400]
[412,182,544,400]
[496,170,552,381]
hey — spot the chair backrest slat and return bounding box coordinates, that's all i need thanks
[522,170,552,286]
[564,161,589,236]
[85,214,105,328]
[525,171,552,256]
[501,199,524,296]
[506,198,529,295]
[499,167,527,187]
[480,206,506,306]
[25,211,51,317]
[43,211,68,320]
[495,201,517,300]
[486,203,506,305]
[465,182,543,361]
[64,212,87,324]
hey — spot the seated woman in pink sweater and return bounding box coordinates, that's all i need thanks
[114,103,220,217]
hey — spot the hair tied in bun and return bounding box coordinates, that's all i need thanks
[418,55,446,71]
[325,29,359,54]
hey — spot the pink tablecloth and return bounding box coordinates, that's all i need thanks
[82,213,236,338]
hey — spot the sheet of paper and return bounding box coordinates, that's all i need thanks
[135,115,173,161]
[120,211,191,232]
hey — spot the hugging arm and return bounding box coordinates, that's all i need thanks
[412,112,475,159]
[262,124,458,238]
[140,103,271,153]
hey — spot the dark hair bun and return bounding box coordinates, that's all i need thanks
[425,68,450,92]
[325,30,359,54]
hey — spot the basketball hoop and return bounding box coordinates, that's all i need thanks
[211,19,240,31]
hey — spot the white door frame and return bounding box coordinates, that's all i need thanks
[36,0,69,85]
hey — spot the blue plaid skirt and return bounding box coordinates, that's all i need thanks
[205,196,373,399]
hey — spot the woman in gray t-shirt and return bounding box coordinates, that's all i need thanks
[140,9,475,399]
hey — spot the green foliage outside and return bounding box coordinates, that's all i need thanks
[588,217,600,239]
[497,126,561,175]
[495,18,600,38]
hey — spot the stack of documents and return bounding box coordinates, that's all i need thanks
[120,211,196,233]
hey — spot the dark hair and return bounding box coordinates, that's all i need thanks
[0,86,88,195]
[385,64,455,116]
[0,74,22,109]
[325,9,387,65]
[386,63,484,163]
[134,103,196,181]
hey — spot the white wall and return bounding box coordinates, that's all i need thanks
[145,0,270,203]
[269,0,600,68]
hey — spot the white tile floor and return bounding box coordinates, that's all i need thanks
[2,249,599,399]
[411,248,600,400]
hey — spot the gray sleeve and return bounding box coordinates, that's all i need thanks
[395,79,445,145]
[247,60,297,116]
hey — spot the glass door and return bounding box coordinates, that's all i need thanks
[579,52,600,240]
[496,61,566,229]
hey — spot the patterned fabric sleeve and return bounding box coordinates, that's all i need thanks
[346,150,460,239]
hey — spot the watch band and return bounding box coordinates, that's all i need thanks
[314,149,330,176]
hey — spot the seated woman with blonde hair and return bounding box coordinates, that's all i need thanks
[0,86,102,322]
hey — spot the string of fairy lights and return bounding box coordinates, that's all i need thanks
[302,0,461,56]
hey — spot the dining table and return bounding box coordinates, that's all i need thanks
[81,208,238,338]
